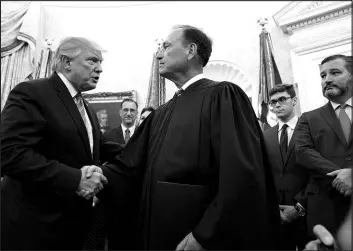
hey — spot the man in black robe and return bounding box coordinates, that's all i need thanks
[81,24,280,250]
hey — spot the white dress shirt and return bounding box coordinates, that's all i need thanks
[121,123,136,138]
[57,72,93,154]
[177,73,205,93]
[278,116,298,145]
[330,97,352,122]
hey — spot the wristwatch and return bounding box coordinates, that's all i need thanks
[294,202,306,216]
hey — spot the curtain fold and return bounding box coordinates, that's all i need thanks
[1,2,40,111]
[34,46,54,79]
[258,29,282,131]
[145,50,165,109]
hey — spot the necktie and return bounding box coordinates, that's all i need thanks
[339,104,351,142]
[125,128,131,143]
[279,124,288,162]
[74,93,93,155]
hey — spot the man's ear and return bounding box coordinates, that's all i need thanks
[63,56,71,71]
[292,96,297,106]
[187,43,197,61]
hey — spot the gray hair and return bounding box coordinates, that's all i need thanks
[96,109,108,116]
[52,37,103,72]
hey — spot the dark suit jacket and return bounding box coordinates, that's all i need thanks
[105,125,125,144]
[295,102,352,237]
[264,123,309,206]
[264,122,309,249]
[0,73,120,250]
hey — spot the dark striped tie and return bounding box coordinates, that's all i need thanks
[124,128,131,143]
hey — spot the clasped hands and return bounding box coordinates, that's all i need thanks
[279,205,300,224]
[76,165,107,200]
[327,168,351,197]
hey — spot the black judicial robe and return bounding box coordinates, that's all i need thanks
[100,78,281,250]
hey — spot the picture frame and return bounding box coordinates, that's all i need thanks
[83,90,137,132]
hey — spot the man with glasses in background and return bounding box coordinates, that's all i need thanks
[264,84,309,250]
[103,97,139,250]
[105,98,138,145]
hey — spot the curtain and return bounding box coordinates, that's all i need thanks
[1,2,40,111]
[258,29,282,131]
[34,45,54,79]
[145,50,165,109]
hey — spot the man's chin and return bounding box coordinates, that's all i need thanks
[324,89,343,100]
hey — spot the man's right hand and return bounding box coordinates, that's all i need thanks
[76,165,108,200]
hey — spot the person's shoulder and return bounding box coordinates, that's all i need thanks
[10,77,52,100]
[300,104,326,119]
[263,124,278,137]
[13,77,49,91]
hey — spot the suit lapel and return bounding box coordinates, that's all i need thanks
[268,125,284,167]
[52,73,92,159]
[84,99,100,163]
[118,125,125,144]
[320,103,347,146]
[348,121,353,145]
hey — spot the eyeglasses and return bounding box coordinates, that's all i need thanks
[269,97,293,107]
[122,108,137,113]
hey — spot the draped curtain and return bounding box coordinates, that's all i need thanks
[1,1,40,111]
[34,44,54,79]
[145,49,165,109]
[258,29,282,131]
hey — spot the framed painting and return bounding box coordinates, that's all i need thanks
[83,90,137,133]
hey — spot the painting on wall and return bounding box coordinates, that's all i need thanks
[83,90,137,133]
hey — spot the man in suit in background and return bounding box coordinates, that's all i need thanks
[0,37,118,250]
[295,54,352,240]
[105,98,138,144]
[264,84,309,250]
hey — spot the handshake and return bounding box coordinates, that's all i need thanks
[76,165,107,200]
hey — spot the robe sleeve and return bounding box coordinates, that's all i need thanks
[98,113,153,202]
[192,82,279,249]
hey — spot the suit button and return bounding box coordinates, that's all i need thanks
[347,157,352,161]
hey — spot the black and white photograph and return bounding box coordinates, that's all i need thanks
[1,1,351,251]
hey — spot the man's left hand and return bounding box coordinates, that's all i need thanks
[327,168,352,197]
[176,232,204,251]
[279,205,300,224]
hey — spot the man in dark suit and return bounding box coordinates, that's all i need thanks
[0,37,119,250]
[295,54,352,239]
[83,24,280,250]
[264,84,309,250]
[105,98,138,144]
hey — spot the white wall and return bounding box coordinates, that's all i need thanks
[39,1,291,112]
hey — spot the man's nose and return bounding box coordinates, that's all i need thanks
[156,50,163,60]
[95,63,103,73]
[323,74,333,84]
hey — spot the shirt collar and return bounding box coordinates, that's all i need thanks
[180,73,204,91]
[330,97,352,110]
[121,123,136,134]
[278,116,298,132]
[57,71,78,98]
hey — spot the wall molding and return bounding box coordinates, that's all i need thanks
[273,1,351,35]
